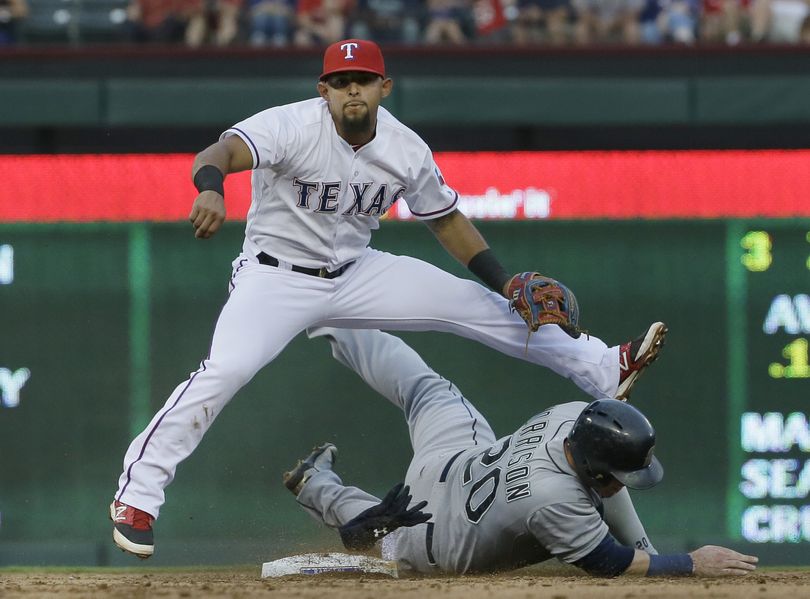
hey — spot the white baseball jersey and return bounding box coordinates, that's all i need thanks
[221,98,459,270]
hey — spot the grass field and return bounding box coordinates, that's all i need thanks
[2,565,808,598]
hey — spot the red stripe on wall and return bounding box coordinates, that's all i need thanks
[1,150,809,222]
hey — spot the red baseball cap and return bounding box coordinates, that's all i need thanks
[320,39,386,80]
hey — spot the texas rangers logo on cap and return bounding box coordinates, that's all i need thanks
[320,39,386,80]
[340,42,359,59]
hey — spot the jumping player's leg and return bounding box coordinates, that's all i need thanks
[327,249,620,400]
[115,262,332,518]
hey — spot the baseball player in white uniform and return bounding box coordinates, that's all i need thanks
[110,39,667,559]
[285,327,759,578]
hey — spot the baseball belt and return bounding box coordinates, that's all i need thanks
[257,252,353,279]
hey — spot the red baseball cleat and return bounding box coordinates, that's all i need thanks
[110,500,154,559]
[615,322,668,401]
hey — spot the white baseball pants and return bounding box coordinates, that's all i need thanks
[115,248,619,517]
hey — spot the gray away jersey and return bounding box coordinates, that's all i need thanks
[422,401,608,573]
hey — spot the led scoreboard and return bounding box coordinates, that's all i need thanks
[0,243,30,409]
[734,225,810,544]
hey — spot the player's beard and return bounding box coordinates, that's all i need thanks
[341,110,372,137]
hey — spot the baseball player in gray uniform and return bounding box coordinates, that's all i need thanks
[110,38,667,559]
[285,327,759,578]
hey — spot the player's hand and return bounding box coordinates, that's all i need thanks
[689,545,758,576]
[189,191,226,239]
[338,482,432,551]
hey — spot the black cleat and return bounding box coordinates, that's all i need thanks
[282,443,338,496]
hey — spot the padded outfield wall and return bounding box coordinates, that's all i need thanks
[1,151,809,566]
[2,45,810,153]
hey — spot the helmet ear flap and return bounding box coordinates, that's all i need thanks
[566,400,663,491]
[565,437,611,489]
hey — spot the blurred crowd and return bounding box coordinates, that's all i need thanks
[2,0,810,47]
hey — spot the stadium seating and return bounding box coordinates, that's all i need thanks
[20,0,129,44]
[21,0,75,44]
[76,0,129,43]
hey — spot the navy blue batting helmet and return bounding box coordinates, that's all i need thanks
[566,399,663,490]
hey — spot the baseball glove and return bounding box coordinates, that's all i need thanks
[338,483,431,551]
[505,272,582,339]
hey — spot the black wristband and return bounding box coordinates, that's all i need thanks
[646,553,694,576]
[193,165,225,197]
[467,249,510,294]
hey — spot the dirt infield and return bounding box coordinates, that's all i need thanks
[2,567,808,599]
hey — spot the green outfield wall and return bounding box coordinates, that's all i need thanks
[3,47,810,153]
[3,75,810,127]
[1,220,808,566]
[2,46,810,130]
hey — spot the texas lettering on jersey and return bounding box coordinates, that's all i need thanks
[221,98,458,269]
[292,178,406,216]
